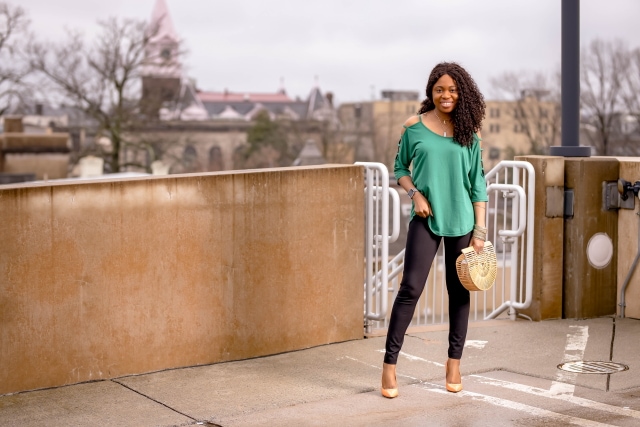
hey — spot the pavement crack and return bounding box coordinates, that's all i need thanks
[606,316,617,392]
[110,379,204,424]
[609,316,616,362]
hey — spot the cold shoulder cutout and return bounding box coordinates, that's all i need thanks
[403,115,421,128]
[400,115,421,135]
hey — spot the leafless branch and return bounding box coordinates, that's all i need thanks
[0,1,32,114]
[580,39,631,155]
[28,16,177,172]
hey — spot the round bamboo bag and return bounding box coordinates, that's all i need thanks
[455,241,497,291]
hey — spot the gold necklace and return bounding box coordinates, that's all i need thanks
[433,111,451,137]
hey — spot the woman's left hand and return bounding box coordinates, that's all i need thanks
[471,237,485,253]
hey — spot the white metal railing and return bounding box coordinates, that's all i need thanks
[356,162,400,328]
[484,161,535,320]
[362,160,535,333]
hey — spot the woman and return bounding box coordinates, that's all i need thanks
[381,62,488,398]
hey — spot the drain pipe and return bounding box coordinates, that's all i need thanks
[619,208,640,318]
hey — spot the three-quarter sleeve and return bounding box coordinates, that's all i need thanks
[393,128,412,183]
[469,137,488,202]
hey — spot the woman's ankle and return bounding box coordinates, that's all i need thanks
[382,363,397,388]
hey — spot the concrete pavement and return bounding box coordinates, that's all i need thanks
[1,317,639,426]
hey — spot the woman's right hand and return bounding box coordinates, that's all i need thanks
[413,192,433,218]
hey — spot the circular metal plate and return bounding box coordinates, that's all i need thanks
[557,361,629,374]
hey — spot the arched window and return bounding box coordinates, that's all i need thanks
[183,145,198,172]
[208,145,224,171]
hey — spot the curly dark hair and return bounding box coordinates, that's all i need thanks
[417,62,486,147]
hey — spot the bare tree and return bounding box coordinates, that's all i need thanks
[0,2,31,115]
[580,39,632,155]
[490,70,561,155]
[28,17,173,173]
[621,47,640,122]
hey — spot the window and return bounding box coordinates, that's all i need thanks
[513,108,522,119]
[539,124,549,133]
[209,146,223,171]
[489,147,501,159]
[161,48,172,60]
[490,108,500,118]
[489,124,500,133]
[514,124,528,133]
[539,108,548,118]
[183,145,198,172]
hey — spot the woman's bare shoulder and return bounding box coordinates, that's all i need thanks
[400,115,421,135]
[403,115,421,128]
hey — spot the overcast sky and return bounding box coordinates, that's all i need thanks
[16,0,640,104]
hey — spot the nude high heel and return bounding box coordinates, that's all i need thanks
[381,363,398,398]
[445,360,463,393]
[381,379,399,399]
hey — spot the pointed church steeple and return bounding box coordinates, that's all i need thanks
[149,0,179,44]
[141,0,182,79]
[141,0,183,117]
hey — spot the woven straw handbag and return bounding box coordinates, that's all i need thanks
[455,241,497,291]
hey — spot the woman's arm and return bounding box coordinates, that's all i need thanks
[470,131,487,252]
[395,116,433,218]
[470,202,487,253]
[473,202,486,228]
[398,176,432,218]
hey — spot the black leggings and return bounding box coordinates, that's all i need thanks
[384,216,472,364]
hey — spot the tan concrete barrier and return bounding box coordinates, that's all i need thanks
[563,157,619,319]
[516,156,565,320]
[0,165,364,395]
[617,158,640,319]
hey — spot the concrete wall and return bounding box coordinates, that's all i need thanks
[617,158,640,319]
[513,156,640,321]
[1,133,71,180]
[0,165,364,395]
[2,153,69,180]
[516,156,564,320]
[563,158,619,318]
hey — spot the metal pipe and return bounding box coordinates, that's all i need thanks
[562,0,580,149]
[550,0,591,157]
[619,203,640,318]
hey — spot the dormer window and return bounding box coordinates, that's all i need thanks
[161,48,171,60]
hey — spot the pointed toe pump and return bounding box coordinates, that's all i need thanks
[445,362,463,393]
[381,367,398,398]
[445,381,463,393]
[381,384,399,399]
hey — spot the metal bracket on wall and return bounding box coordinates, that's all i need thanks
[604,181,635,210]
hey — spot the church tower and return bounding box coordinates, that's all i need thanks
[140,0,182,117]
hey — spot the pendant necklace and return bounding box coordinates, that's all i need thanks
[434,111,450,137]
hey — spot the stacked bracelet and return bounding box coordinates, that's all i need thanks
[473,225,487,241]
